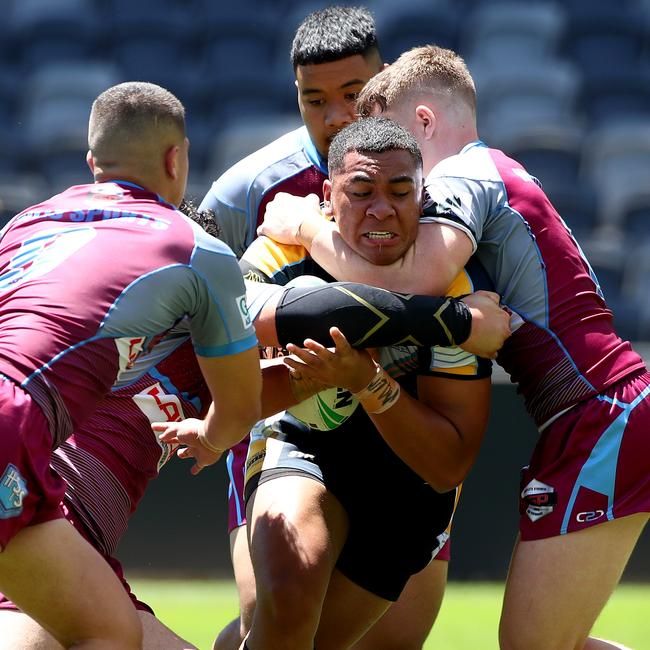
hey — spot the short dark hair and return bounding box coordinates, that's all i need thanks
[291,5,380,69]
[328,117,422,176]
[88,81,185,153]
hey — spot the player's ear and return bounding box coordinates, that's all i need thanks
[86,151,95,175]
[322,180,333,214]
[164,144,180,180]
[415,105,436,141]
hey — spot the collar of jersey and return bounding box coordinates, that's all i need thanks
[110,180,176,208]
[460,140,487,155]
[300,128,328,175]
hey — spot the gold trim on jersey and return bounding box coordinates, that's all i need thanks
[241,236,309,280]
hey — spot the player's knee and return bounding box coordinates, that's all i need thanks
[257,573,324,630]
[102,607,143,649]
[115,625,143,650]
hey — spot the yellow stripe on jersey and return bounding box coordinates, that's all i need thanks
[446,268,474,298]
[241,236,309,280]
[430,269,479,376]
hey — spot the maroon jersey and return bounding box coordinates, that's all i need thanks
[422,141,645,425]
[51,340,209,556]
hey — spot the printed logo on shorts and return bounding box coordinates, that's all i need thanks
[576,510,605,523]
[0,464,28,519]
[237,294,252,329]
[521,478,557,522]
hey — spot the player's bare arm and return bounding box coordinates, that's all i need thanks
[156,348,262,474]
[286,327,490,491]
[258,191,474,294]
[155,356,327,475]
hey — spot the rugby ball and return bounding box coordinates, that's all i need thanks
[287,386,359,431]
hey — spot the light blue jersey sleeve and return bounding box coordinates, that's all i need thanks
[420,142,503,249]
[97,229,257,359]
[199,177,249,259]
[186,226,258,357]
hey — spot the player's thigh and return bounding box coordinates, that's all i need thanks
[247,474,348,585]
[230,524,256,629]
[500,513,649,650]
[351,557,448,650]
[0,610,61,649]
[316,568,391,650]
[0,518,141,649]
[140,610,197,649]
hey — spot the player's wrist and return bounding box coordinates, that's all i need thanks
[445,297,472,346]
[295,215,319,249]
[352,363,401,414]
[197,431,225,455]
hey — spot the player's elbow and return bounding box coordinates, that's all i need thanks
[241,401,262,430]
[427,458,473,493]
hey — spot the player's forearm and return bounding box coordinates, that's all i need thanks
[260,360,324,417]
[202,400,260,451]
[368,395,475,492]
[273,283,472,349]
[198,348,262,450]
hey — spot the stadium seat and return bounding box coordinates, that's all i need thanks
[473,61,582,137]
[205,114,303,180]
[623,240,650,339]
[20,63,121,184]
[580,121,650,228]
[561,5,646,76]
[596,176,650,241]
[373,1,462,64]
[0,174,51,226]
[493,122,585,189]
[110,7,199,91]
[198,6,283,83]
[23,62,121,109]
[460,1,566,66]
[21,62,121,147]
[578,68,650,127]
[9,0,101,70]
[581,235,628,304]
[619,194,650,241]
[0,66,27,174]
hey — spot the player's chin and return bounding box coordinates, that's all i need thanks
[358,236,405,265]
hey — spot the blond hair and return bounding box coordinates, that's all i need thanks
[357,45,476,117]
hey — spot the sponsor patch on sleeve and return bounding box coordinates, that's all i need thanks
[237,294,252,329]
[0,464,28,519]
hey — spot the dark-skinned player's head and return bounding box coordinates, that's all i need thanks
[291,6,384,159]
[323,117,423,266]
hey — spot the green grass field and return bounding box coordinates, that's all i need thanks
[131,579,650,650]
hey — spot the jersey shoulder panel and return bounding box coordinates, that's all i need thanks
[210,127,314,210]
[240,236,314,285]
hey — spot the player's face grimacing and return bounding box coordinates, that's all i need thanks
[323,149,423,266]
[295,54,382,159]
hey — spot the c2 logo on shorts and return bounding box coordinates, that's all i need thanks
[576,510,605,523]
[0,464,28,519]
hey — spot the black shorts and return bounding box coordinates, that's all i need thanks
[246,408,455,601]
